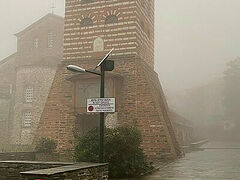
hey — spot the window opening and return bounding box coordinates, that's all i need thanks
[25,87,33,103]
[48,32,54,48]
[105,15,118,24]
[80,18,93,27]
[23,112,32,127]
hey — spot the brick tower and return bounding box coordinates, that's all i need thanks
[37,0,181,162]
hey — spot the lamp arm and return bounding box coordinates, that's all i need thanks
[85,69,101,76]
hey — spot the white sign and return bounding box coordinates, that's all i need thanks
[87,98,115,113]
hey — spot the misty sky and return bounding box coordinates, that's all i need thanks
[0,0,239,92]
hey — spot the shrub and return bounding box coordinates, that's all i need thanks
[35,137,57,153]
[74,126,152,178]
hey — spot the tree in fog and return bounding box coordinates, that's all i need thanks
[223,57,240,129]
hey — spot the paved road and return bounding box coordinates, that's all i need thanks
[143,141,240,180]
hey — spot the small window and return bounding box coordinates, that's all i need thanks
[80,18,93,27]
[23,112,32,127]
[93,37,104,52]
[48,32,54,48]
[105,15,118,24]
[25,87,33,103]
[33,38,39,48]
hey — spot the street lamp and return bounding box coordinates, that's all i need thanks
[66,49,114,163]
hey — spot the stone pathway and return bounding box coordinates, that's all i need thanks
[142,141,240,180]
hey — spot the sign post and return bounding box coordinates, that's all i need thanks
[66,49,114,163]
[100,66,105,163]
[87,98,115,113]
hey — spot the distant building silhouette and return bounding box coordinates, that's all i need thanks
[0,14,64,146]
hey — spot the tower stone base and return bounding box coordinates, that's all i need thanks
[35,55,181,162]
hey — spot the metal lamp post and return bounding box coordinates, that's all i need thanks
[66,49,114,163]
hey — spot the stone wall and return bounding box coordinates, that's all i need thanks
[20,162,108,180]
[0,152,35,161]
[11,66,57,145]
[0,144,35,153]
[0,161,73,180]
[0,151,74,163]
[11,14,64,146]
[0,161,108,180]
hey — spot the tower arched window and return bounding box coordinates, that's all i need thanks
[105,15,118,24]
[80,18,93,27]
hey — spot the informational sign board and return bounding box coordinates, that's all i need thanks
[87,98,115,113]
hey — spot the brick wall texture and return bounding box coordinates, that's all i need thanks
[36,0,181,162]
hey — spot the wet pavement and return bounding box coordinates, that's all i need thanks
[142,141,240,180]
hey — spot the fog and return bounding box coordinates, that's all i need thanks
[0,0,65,59]
[1,0,240,92]
[155,0,240,92]
[0,0,240,178]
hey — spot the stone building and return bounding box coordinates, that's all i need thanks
[36,0,181,162]
[0,13,64,146]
